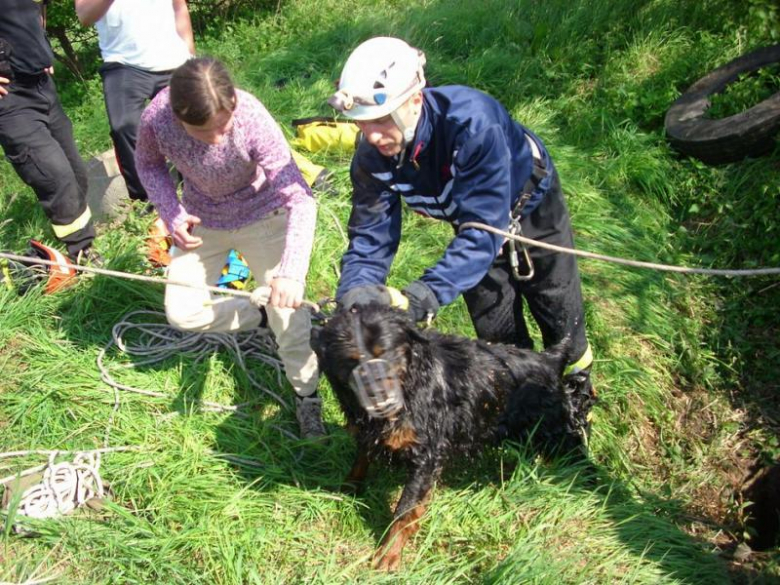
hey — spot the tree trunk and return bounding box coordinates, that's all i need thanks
[47,25,84,81]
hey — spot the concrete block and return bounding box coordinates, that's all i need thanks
[86,149,130,223]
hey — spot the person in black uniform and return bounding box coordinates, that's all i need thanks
[0,0,99,264]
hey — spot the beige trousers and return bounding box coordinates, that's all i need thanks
[164,208,319,397]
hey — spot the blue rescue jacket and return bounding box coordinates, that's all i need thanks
[337,85,556,306]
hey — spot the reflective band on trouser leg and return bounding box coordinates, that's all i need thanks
[51,207,92,239]
[2,259,12,290]
[564,342,593,376]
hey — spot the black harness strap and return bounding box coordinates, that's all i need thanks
[507,135,548,281]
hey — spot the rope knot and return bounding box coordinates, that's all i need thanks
[17,451,105,520]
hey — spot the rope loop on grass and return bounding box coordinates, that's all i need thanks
[98,310,290,414]
[16,452,104,520]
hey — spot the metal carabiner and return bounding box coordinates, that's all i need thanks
[508,220,535,281]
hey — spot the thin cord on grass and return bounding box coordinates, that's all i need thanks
[4,232,780,281]
[0,447,142,486]
[0,251,256,297]
[1,313,298,493]
[0,446,144,461]
[2,313,303,525]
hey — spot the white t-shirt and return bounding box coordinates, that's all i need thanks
[97,0,191,71]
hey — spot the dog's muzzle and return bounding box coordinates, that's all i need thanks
[349,357,404,419]
[348,310,404,419]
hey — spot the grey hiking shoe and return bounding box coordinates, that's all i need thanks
[295,395,326,439]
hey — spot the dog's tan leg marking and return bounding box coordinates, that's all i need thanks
[344,449,370,488]
[383,422,418,451]
[372,493,430,571]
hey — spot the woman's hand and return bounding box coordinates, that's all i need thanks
[269,277,304,309]
[172,214,203,250]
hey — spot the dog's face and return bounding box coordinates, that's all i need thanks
[311,304,422,417]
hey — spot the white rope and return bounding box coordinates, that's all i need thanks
[97,310,290,414]
[0,313,290,537]
[14,452,104,521]
[0,464,48,488]
[0,446,144,461]
[0,251,253,297]
[0,252,324,308]
[5,232,780,282]
[0,446,142,486]
[96,310,302,455]
[459,221,780,276]
[1,314,294,527]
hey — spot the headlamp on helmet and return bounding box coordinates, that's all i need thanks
[329,37,426,122]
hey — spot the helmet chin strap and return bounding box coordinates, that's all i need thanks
[390,105,420,167]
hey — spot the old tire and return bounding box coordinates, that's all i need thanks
[664,44,780,165]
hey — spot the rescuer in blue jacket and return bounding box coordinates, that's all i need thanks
[329,36,594,396]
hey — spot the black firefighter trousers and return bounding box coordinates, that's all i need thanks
[0,73,94,258]
[100,62,172,202]
[463,169,590,366]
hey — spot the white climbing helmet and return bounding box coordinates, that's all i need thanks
[329,37,426,122]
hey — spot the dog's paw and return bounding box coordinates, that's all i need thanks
[372,548,401,571]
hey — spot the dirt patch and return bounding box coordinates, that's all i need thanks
[658,383,779,578]
[0,335,29,396]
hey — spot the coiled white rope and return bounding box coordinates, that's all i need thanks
[2,312,295,530]
[97,309,289,415]
[15,452,104,520]
[0,447,142,487]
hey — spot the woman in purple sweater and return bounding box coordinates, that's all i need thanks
[135,57,323,438]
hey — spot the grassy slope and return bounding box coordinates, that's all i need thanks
[1,0,779,582]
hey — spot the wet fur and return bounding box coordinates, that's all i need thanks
[311,304,590,570]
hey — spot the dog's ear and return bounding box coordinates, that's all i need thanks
[310,324,324,357]
[382,308,427,340]
[543,335,573,376]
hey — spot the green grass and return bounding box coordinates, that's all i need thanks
[706,63,780,119]
[2,0,779,582]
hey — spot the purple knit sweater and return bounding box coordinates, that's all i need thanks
[135,87,316,282]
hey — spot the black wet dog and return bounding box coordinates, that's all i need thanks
[311,304,593,570]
